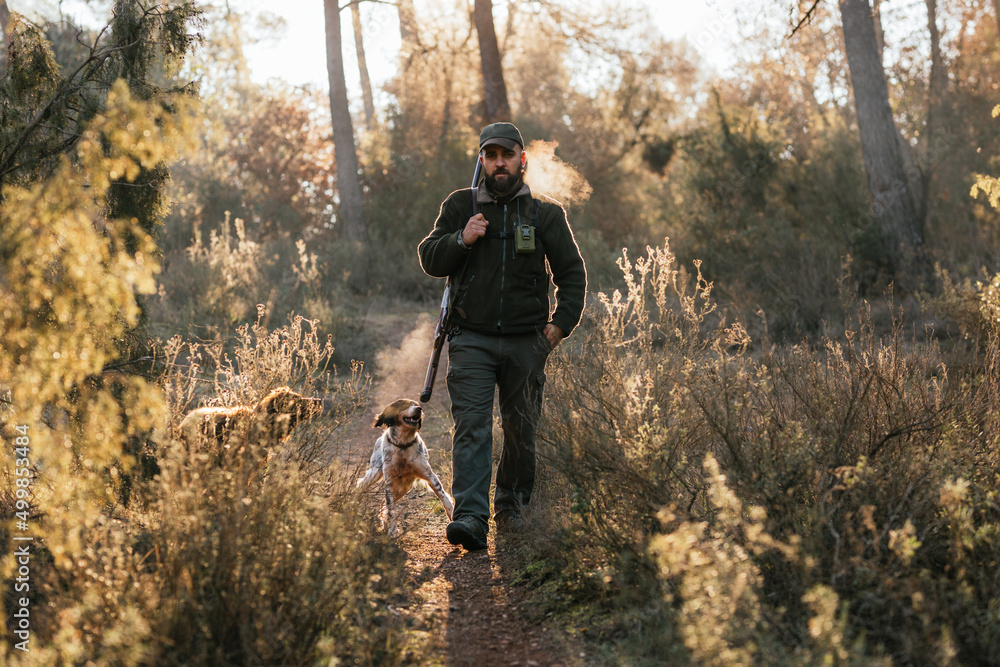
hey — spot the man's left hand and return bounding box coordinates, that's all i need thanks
[543,323,565,349]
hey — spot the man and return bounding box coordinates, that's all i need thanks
[417,122,587,551]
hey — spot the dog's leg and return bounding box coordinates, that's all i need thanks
[356,446,385,490]
[426,472,455,521]
[356,466,383,490]
[414,461,454,521]
[384,483,398,537]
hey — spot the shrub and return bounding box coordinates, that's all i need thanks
[530,239,1000,664]
[0,82,404,658]
[151,215,349,357]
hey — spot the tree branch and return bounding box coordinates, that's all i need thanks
[790,0,824,38]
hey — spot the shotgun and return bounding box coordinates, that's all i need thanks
[420,158,482,403]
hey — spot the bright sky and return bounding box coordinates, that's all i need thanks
[241,0,741,94]
[23,0,742,100]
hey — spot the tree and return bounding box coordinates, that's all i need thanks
[0,1,200,360]
[994,0,1000,42]
[837,0,923,278]
[0,80,194,653]
[0,0,8,40]
[397,0,420,60]
[473,0,510,123]
[323,0,370,248]
[919,0,948,221]
[351,1,375,129]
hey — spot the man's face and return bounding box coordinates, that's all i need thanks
[481,143,524,196]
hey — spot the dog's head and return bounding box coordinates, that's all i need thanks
[257,387,323,430]
[373,399,423,443]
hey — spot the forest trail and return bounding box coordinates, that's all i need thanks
[391,495,580,665]
[357,314,587,666]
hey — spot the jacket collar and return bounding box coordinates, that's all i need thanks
[477,181,531,205]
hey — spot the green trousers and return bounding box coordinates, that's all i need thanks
[446,329,551,530]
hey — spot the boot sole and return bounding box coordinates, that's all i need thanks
[446,521,487,551]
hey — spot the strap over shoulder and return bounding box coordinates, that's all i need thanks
[485,197,543,240]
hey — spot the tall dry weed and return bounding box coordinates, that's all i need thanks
[531,239,1000,664]
[142,310,400,664]
[2,307,402,664]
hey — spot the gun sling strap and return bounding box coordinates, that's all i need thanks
[473,195,542,241]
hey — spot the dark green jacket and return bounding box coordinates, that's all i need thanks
[418,183,587,336]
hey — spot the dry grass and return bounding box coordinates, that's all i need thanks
[522,239,1000,665]
[2,311,406,665]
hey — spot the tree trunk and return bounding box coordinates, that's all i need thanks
[871,0,884,62]
[397,0,420,60]
[838,0,923,277]
[324,0,370,248]
[0,0,9,40]
[0,0,9,74]
[993,0,1000,42]
[925,0,948,134]
[351,1,376,130]
[501,0,518,55]
[473,0,511,123]
[919,0,949,220]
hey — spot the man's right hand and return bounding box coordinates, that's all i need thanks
[462,213,489,246]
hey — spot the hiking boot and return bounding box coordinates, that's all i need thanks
[446,516,488,551]
[493,509,522,533]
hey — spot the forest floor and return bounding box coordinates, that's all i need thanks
[390,496,586,666]
[350,311,591,666]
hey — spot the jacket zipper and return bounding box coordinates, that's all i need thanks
[497,202,508,331]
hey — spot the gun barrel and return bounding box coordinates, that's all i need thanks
[420,157,479,404]
[421,284,451,403]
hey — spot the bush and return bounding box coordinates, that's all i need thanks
[528,239,1000,664]
[2,122,405,661]
[2,313,404,664]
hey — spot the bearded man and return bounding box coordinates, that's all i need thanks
[417,122,587,550]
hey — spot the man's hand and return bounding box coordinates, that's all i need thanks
[543,323,565,349]
[462,213,489,246]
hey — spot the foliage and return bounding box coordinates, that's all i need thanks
[150,210,354,366]
[970,106,1000,212]
[1,192,404,662]
[0,2,201,225]
[139,314,401,665]
[527,239,1000,665]
[6,0,1000,661]
[0,80,183,660]
[0,42,400,665]
[166,84,337,249]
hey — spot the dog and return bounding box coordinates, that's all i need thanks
[357,399,454,536]
[177,386,323,466]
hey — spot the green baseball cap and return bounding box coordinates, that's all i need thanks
[479,122,524,151]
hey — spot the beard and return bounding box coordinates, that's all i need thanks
[484,164,524,198]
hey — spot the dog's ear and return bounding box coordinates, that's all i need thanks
[373,413,389,429]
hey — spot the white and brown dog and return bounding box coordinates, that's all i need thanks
[177,386,323,466]
[357,399,454,536]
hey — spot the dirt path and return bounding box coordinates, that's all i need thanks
[358,315,586,666]
[391,498,579,666]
